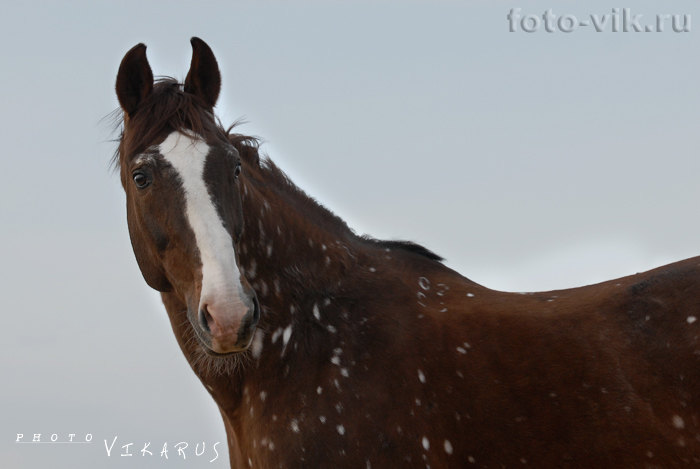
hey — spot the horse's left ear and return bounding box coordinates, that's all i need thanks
[184,37,221,108]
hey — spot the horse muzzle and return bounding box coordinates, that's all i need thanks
[193,292,260,355]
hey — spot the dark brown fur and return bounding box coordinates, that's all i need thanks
[115,39,700,468]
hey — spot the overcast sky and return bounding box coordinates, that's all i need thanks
[2,1,700,467]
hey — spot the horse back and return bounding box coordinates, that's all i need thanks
[358,254,700,466]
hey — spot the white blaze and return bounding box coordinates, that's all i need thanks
[159,131,248,314]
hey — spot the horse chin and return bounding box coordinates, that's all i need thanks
[195,327,256,357]
[201,345,242,357]
[197,334,254,356]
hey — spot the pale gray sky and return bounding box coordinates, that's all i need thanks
[2,1,700,467]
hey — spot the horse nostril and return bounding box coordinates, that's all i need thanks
[199,305,212,334]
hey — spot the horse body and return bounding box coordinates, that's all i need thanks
[168,145,700,467]
[114,39,700,468]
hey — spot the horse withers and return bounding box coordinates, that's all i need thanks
[114,38,700,467]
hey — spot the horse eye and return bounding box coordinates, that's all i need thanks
[133,171,151,189]
[234,164,242,178]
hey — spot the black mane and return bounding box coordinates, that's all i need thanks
[367,239,444,262]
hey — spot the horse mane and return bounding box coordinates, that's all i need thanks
[233,136,444,263]
[114,77,443,264]
[364,238,444,261]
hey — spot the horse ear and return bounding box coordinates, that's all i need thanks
[116,43,154,118]
[184,37,221,108]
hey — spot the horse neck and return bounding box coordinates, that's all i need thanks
[237,169,360,340]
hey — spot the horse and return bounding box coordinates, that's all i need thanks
[113,38,700,468]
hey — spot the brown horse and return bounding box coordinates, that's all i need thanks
[114,38,700,468]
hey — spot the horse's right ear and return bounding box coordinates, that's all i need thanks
[116,43,154,118]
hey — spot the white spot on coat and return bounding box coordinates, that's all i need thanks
[673,415,685,429]
[281,325,293,356]
[418,369,426,383]
[418,277,430,290]
[282,325,293,346]
[421,436,430,450]
[337,424,346,435]
[443,440,453,455]
[250,330,264,359]
[687,316,697,324]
